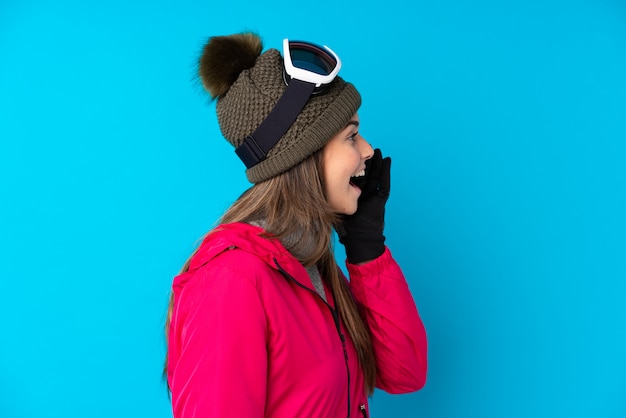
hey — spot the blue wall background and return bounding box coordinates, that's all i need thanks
[1,0,625,417]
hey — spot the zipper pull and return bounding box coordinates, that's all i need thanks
[359,403,368,417]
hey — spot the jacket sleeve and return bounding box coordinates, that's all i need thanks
[168,259,268,417]
[347,247,428,393]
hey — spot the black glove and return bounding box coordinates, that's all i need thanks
[335,148,391,264]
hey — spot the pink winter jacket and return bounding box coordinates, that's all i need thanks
[167,222,427,417]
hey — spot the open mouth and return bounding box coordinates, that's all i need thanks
[350,169,366,189]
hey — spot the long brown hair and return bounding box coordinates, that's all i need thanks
[164,150,376,394]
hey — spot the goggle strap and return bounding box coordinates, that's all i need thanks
[236,78,316,169]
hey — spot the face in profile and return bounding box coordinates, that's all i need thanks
[321,114,374,215]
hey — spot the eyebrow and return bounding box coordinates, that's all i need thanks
[345,120,360,129]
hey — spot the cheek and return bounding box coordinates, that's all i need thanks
[321,142,360,191]
[322,167,345,203]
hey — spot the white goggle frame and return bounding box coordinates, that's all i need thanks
[282,38,342,88]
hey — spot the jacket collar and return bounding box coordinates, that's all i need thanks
[174,222,315,291]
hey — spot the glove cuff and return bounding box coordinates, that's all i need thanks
[340,233,386,264]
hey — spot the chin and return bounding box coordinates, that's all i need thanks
[331,204,357,215]
[340,204,358,215]
[329,195,359,215]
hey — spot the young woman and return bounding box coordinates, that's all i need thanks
[165,32,427,417]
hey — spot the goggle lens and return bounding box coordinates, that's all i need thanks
[289,42,337,76]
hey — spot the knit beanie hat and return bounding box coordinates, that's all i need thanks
[198,33,361,183]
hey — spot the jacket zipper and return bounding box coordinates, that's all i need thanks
[274,259,351,418]
[360,403,368,417]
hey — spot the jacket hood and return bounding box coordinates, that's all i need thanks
[172,222,309,292]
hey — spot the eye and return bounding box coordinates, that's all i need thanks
[348,131,358,142]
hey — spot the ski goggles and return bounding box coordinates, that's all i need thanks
[236,38,343,169]
[282,39,342,94]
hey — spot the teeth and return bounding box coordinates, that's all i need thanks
[352,170,365,178]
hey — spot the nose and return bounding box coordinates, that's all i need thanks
[358,135,374,160]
